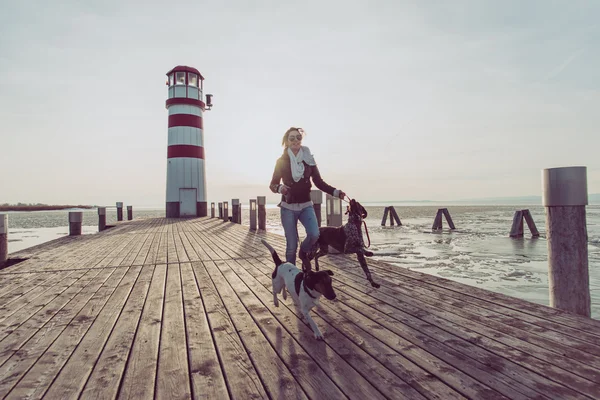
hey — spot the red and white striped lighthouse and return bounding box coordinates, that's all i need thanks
[165,65,213,217]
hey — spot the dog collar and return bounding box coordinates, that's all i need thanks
[294,272,316,299]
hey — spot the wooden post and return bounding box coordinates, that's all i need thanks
[249,199,257,231]
[69,211,83,236]
[326,194,342,227]
[0,214,7,267]
[310,190,323,227]
[432,209,443,230]
[211,202,215,218]
[257,196,266,231]
[381,207,389,226]
[218,202,223,219]
[98,207,106,232]
[433,208,454,230]
[391,207,402,226]
[442,208,455,229]
[116,202,123,221]
[223,201,229,221]
[509,210,524,237]
[232,199,240,223]
[543,166,590,317]
[127,206,133,221]
[522,210,539,237]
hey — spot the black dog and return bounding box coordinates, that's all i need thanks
[312,199,380,288]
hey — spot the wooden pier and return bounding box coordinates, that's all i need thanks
[1,217,599,399]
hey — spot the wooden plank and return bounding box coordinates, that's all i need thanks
[330,274,588,400]
[133,232,159,265]
[156,233,168,265]
[0,267,115,397]
[183,230,213,261]
[0,270,74,313]
[206,260,309,400]
[178,230,202,262]
[188,225,228,260]
[155,263,192,400]
[0,270,88,342]
[180,262,229,400]
[120,233,152,266]
[42,266,143,399]
[244,257,496,400]
[80,265,156,399]
[173,227,190,263]
[118,264,166,400]
[167,224,180,264]
[227,258,401,400]
[345,258,600,374]
[317,257,600,399]
[5,267,130,400]
[0,272,38,297]
[192,261,267,399]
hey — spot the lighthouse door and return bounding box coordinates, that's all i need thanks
[179,188,197,217]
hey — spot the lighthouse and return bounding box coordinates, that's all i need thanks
[165,65,213,217]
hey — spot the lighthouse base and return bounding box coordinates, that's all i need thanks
[166,202,207,218]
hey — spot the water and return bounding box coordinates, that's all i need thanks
[4,205,600,318]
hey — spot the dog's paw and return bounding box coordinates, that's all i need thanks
[370,281,381,288]
[314,332,324,340]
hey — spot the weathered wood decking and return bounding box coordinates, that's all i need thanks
[1,217,599,399]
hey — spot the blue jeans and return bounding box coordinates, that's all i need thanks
[280,206,320,264]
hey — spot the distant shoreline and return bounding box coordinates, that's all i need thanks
[0,205,94,212]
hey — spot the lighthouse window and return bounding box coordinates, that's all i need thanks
[169,74,174,86]
[188,73,198,87]
[175,72,186,85]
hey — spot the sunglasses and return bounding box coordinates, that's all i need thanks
[288,134,303,142]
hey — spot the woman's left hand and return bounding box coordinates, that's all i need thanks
[338,190,346,199]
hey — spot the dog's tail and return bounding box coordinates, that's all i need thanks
[261,239,283,278]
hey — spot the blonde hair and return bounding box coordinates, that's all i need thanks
[281,127,305,147]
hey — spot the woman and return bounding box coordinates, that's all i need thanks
[269,127,345,271]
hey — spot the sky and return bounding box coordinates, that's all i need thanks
[1,1,599,207]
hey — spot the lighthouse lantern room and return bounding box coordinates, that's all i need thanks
[165,65,213,218]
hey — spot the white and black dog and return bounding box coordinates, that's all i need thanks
[261,239,336,340]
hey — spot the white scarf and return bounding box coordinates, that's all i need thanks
[288,146,316,182]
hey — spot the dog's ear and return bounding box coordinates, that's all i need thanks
[326,270,334,276]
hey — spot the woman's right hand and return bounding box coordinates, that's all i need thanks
[280,185,290,195]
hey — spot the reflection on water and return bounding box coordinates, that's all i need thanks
[4,205,599,318]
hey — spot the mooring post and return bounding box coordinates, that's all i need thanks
[522,210,540,237]
[381,207,389,226]
[542,166,590,317]
[442,208,455,229]
[223,201,229,222]
[249,199,257,231]
[211,202,215,218]
[232,199,241,224]
[326,194,343,227]
[390,207,402,226]
[311,190,323,227]
[116,202,123,221]
[509,210,524,237]
[127,206,133,221]
[98,207,106,232]
[69,211,83,236]
[218,202,223,219]
[432,209,444,230]
[0,214,7,267]
[257,196,266,230]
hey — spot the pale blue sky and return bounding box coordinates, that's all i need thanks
[1,1,599,206]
